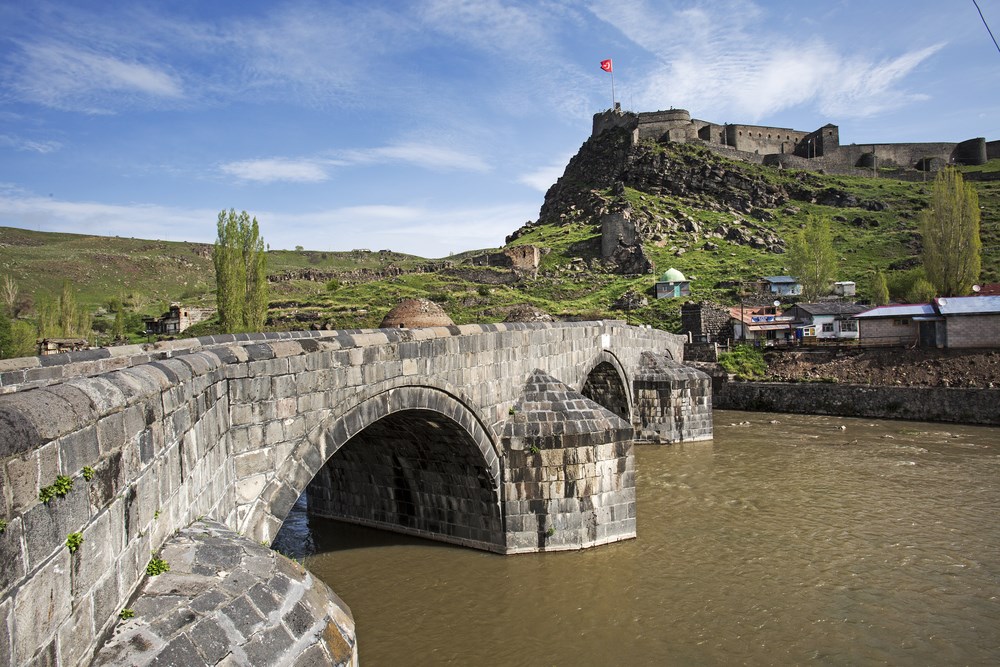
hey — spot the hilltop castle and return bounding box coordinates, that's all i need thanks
[592,106,998,175]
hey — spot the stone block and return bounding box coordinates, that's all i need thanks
[58,425,100,477]
[57,595,94,667]
[72,508,114,599]
[0,516,25,597]
[13,548,72,665]
[5,451,39,513]
[96,412,127,456]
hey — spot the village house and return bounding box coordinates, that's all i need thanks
[784,303,867,342]
[729,304,794,345]
[143,303,215,336]
[761,276,802,297]
[853,296,1000,348]
[832,281,856,297]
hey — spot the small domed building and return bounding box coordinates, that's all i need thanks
[379,298,454,328]
[655,268,691,299]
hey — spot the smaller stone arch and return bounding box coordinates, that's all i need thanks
[244,384,502,547]
[579,350,633,424]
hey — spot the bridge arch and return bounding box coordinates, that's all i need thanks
[246,382,504,551]
[580,349,633,424]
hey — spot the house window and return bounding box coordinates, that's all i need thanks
[893,318,910,326]
[822,323,834,333]
[840,320,858,332]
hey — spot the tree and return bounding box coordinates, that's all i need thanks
[214,209,268,332]
[2,274,18,315]
[907,277,937,303]
[870,270,890,306]
[0,313,36,359]
[787,216,837,301]
[920,167,981,297]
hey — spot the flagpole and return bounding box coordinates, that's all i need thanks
[611,69,616,109]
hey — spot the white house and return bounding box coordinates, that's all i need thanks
[785,303,867,341]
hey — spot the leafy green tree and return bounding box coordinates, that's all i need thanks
[0,313,36,359]
[112,307,125,340]
[870,270,890,306]
[920,167,981,297]
[787,216,837,301]
[214,209,268,332]
[907,277,937,303]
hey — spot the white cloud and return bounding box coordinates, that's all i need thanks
[0,185,215,241]
[5,41,182,113]
[0,134,61,153]
[220,159,331,184]
[590,0,944,121]
[221,141,492,185]
[517,153,574,193]
[340,142,491,172]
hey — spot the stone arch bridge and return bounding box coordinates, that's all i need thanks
[0,321,711,665]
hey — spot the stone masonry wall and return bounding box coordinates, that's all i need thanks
[0,351,235,666]
[716,381,1000,425]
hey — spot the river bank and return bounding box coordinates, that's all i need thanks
[763,347,1000,388]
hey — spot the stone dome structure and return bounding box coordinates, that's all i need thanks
[379,298,454,328]
[660,267,687,283]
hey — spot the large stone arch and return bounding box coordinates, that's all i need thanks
[580,349,633,424]
[244,381,503,549]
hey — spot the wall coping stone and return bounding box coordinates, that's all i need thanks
[0,321,632,394]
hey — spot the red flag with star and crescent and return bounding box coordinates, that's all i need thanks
[600,59,613,73]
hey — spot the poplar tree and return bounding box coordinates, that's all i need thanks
[787,216,837,301]
[920,167,981,297]
[870,270,890,306]
[214,209,268,332]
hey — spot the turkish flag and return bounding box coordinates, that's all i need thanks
[600,59,613,73]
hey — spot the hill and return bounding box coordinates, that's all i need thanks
[1,132,997,341]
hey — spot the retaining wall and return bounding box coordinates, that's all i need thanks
[716,381,1000,425]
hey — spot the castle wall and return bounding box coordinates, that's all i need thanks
[637,109,695,143]
[727,124,808,155]
[592,109,639,141]
[590,108,994,174]
[988,140,1000,160]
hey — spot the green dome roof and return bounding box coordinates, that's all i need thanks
[660,268,687,283]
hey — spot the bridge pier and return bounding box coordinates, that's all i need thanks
[633,352,714,443]
[502,370,636,552]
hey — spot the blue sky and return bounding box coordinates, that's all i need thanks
[1,1,998,258]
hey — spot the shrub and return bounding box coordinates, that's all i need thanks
[718,345,767,380]
[39,475,74,503]
[66,532,84,553]
[146,557,170,576]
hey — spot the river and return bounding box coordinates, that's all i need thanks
[273,410,1000,665]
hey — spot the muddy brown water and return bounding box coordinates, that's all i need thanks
[273,411,1000,666]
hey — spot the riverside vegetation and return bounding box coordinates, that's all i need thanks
[0,141,997,350]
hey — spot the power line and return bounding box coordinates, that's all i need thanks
[973,0,1000,54]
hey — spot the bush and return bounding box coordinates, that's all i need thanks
[718,345,767,380]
